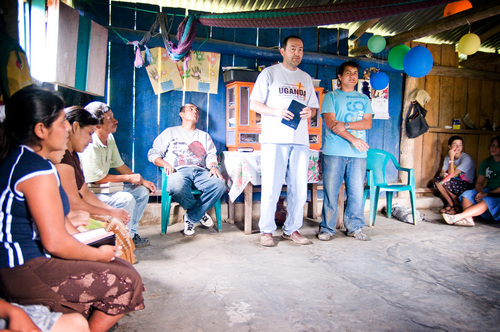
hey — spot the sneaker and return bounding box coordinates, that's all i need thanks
[200,213,214,228]
[317,232,332,241]
[183,215,196,237]
[132,234,150,248]
[348,229,369,241]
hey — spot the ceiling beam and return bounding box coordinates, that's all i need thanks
[349,19,380,42]
[479,24,500,42]
[109,26,500,81]
[459,53,500,69]
[350,3,500,56]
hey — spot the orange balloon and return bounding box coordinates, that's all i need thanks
[444,0,473,17]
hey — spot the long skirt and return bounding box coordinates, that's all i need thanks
[0,256,145,318]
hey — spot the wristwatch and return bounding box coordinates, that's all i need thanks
[344,122,350,130]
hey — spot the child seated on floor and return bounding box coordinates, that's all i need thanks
[0,298,89,332]
[434,135,475,215]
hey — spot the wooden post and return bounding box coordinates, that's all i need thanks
[309,183,319,219]
[399,76,420,201]
[228,199,235,224]
[244,183,253,235]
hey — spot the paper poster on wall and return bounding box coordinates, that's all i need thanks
[176,50,220,94]
[331,79,341,91]
[142,47,183,95]
[357,79,389,120]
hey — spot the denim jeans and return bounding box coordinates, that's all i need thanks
[166,167,226,223]
[259,143,309,235]
[96,183,150,237]
[320,155,366,235]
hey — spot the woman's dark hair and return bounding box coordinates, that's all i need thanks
[0,86,64,163]
[65,106,99,128]
[448,135,463,146]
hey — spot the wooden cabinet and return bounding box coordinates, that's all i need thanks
[226,81,324,151]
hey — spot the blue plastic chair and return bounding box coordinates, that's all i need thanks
[160,168,222,235]
[363,149,417,226]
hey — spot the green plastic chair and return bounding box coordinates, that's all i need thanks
[363,149,417,226]
[160,168,222,235]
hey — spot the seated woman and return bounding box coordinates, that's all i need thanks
[0,86,144,332]
[434,135,475,214]
[443,136,500,226]
[55,106,136,264]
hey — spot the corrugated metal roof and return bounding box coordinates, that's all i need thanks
[116,0,500,53]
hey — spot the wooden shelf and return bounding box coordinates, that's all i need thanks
[427,128,499,135]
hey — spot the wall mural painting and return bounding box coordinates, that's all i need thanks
[143,48,220,95]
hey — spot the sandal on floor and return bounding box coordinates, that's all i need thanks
[442,213,458,225]
[439,206,451,213]
[442,213,474,226]
[447,206,462,215]
[453,219,475,227]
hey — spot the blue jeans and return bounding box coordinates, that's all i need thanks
[320,155,366,235]
[167,167,226,223]
[96,183,150,237]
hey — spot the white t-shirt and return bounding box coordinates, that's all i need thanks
[147,126,218,170]
[250,63,319,145]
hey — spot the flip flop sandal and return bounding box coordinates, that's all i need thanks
[442,213,459,225]
[448,206,462,215]
[453,219,475,227]
[439,206,451,213]
[442,213,474,226]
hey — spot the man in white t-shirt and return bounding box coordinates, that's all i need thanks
[250,35,319,247]
[148,104,226,237]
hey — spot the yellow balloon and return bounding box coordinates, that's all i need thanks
[458,33,481,55]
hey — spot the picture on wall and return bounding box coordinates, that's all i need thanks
[357,79,389,120]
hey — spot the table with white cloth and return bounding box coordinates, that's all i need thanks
[220,150,345,234]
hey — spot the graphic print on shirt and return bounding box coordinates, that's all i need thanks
[171,139,206,167]
[485,166,497,180]
[278,82,307,102]
[345,96,365,141]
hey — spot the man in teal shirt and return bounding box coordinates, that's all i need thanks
[318,61,373,241]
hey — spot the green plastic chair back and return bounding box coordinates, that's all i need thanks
[363,149,417,226]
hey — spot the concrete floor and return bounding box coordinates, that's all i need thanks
[116,208,500,332]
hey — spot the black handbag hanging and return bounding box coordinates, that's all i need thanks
[406,102,429,138]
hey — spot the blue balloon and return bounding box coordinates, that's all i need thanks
[403,46,434,78]
[370,71,389,90]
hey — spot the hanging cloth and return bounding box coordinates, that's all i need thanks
[138,13,197,69]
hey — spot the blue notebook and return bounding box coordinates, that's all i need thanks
[281,100,306,130]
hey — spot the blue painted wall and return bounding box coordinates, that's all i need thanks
[76,4,403,194]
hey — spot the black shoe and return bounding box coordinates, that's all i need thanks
[133,234,150,248]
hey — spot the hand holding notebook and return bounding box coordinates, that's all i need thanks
[281,100,306,130]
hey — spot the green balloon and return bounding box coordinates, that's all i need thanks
[388,44,410,70]
[367,35,386,53]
